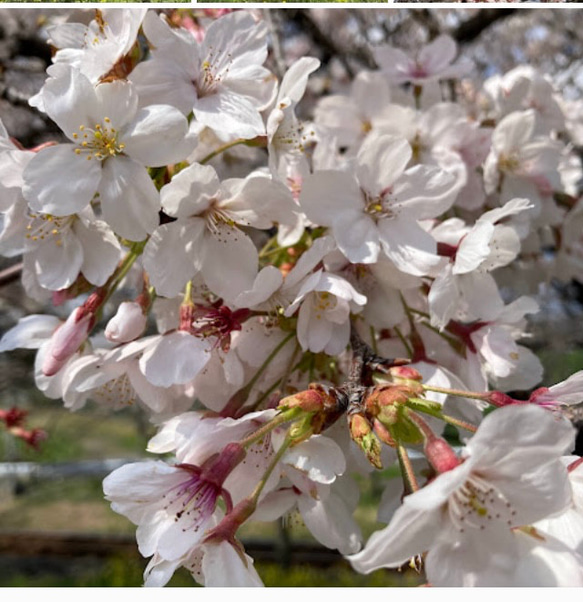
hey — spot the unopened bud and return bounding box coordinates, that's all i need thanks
[349,413,382,469]
[42,307,92,376]
[105,301,147,343]
[425,436,460,473]
[372,418,396,447]
[365,384,412,416]
[278,389,325,413]
[389,366,423,382]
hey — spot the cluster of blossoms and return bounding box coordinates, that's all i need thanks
[2,8,583,587]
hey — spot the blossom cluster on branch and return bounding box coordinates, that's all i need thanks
[1,7,583,587]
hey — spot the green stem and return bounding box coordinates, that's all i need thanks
[200,138,247,165]
[396,444,419,494]
[421,384,488,402]
[239,407,302,450]
[394,326,413,358]
[441,414,478,434]
[249,435,293,502]
[101,240,147,307]
[245,332,295,395]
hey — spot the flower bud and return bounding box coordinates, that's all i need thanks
[42,307,92,377]
[105,301,147,343]
[278,388,325,413]
[425,436,460,474]
[349,413,382,469]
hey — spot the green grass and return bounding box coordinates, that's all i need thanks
[0,555,421,587]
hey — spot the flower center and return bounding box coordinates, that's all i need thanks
[25,212,75,248]
[163,465,220,534]
[313,291,336,319]
[448,473,516,533]
[73,118,125,161]
[196,50,233,98]
[363,188,398,221]
[274,118,314,155]
[498,153,521,174]
[94,373,137,408]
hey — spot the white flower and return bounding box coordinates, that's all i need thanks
[252,432,361,555]
[349,405,575,586]
[284,270,366,356]
[143,163,294,303]
[535,456,583,556]
[23,67,195,241]
[483,110,563,214]
[42,8,147,85]
[373,35,472,86]
[428,198,534,329]
[299,134,458,275]
[103,460,226,562]
[130,11,276,139]
[266,57,320,180]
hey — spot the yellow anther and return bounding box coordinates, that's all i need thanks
[104,117,111,123]
[51,229,58,235]
[79,125,85,131]
[75,149,81,155]
[72,133,78,139]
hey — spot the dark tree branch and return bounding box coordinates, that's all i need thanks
[0,262,22,288]
[452,9,517,45]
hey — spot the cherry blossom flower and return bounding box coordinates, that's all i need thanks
[41,8,147,85]
[130,11,277,139]
[373,35,472,86]
[349,405,575,586]
[284,270,366,356]
[142,163,295,303]
[23,67,196,241]
[299,134,458,274]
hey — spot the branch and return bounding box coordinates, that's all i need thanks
[0,262,23,287]
[452,9,517,45]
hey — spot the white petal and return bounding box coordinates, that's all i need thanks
[23,145,102,216]
[98,156,160,241]
[142,219,205,298]
[202,542,263,587]
[0,315,60,351]
[356,135,411,196]
[75,219,121,286]
[139,332,212,387]
[350,501,442,572]
[200,226,258,304]
[160,163,220,218]
[33,230,83,291]
[121,105,195,166]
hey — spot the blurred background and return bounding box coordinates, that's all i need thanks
[1,6,583,586]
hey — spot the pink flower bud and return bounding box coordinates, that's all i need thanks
[425,437,460,473]
[105,302,147,344]
[42,307,92,377]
